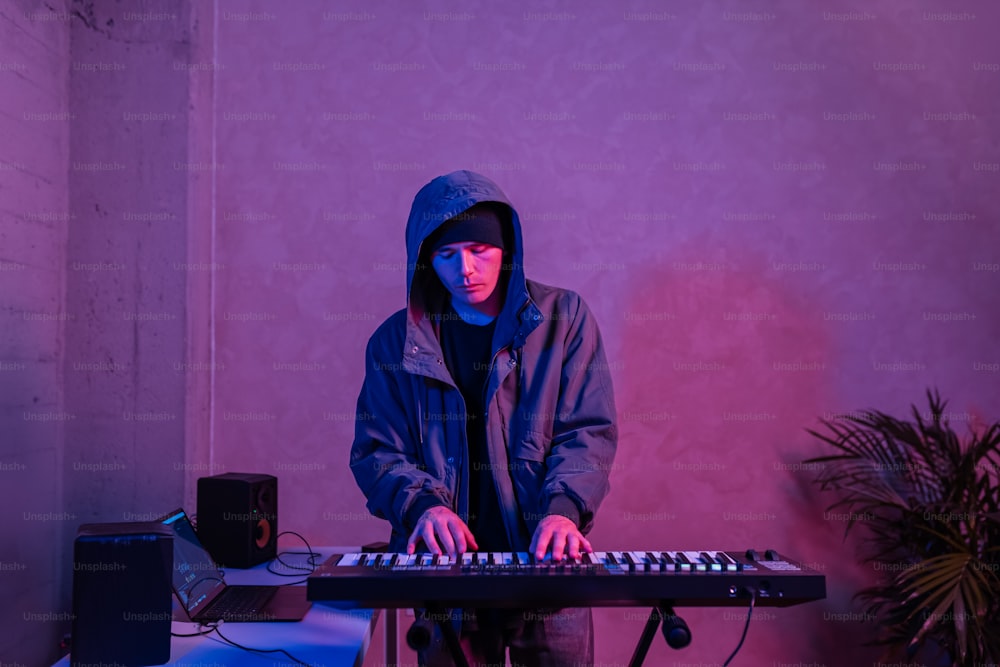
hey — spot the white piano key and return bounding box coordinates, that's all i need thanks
[682,551,709,571]
[713,551,740,571]
[337,553,362,566]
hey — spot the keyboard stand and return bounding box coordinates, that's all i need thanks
[412,601,690,667]
[409,603,470,667]
[628,603,691,667]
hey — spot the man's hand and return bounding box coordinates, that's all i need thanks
[406,506,478,558]
[530,514,593,562]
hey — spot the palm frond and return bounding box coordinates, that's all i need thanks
[803,389,1000,665]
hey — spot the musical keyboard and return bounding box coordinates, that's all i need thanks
[307,549,826,608]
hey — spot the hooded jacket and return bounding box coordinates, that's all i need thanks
[349,170,618,553]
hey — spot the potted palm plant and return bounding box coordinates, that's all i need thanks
[804,389,1000,665]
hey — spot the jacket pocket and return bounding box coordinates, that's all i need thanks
[512,432,548,462]
[510,432,549,526]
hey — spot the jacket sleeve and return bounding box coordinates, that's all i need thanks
[541,294,618,534]
[349,328,452,539]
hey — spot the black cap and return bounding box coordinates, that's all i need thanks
[425,204,505,255]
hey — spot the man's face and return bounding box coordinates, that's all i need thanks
[430,242,505,311]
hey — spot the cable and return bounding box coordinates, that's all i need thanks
[211,623,315,667]
[266,530,323,584]
[722,588,757,666]
[171,622,219,637]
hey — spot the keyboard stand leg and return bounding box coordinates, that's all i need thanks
[628,603,691,667]
[425,603,470,667]
[627,606,662,667]
[386,608,398,666]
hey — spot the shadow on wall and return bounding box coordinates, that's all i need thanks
[599,243,882,663]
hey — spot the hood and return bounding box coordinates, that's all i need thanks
[404,170,529,332]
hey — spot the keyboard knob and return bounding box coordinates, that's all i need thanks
[765,549,779,561]
[745,549,760,562]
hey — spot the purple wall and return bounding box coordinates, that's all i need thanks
[207,1,999,664]
[2,0,999,664]
[1,4,70,663]
[3,1,205,663]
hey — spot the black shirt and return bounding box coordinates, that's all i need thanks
[438,305,510,551]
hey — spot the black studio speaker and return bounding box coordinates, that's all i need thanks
[71,522,173,667]
[197,472,278,568]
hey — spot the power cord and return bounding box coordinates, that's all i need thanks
[211,623,315,667]
[266,530,322,584]
[722,587,757,666]
[171,622,218,638]
[172,621,314,666]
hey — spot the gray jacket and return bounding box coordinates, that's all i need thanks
[350,170,618,552]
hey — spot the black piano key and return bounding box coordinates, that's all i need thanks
[629,552,649,571]
[652,551,674,571]
[644,552,662,572]
[716,551,741,571]
[606,552,619,565]
[673,552,694,571]
[700,552,722,571]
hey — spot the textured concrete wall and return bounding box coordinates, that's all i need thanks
[206,1,1000,665]
[0,2,71,664]
[2,0,200,662]
[62,0,192,609]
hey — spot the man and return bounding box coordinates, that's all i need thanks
[350,170,618,666]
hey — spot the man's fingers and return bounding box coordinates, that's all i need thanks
[566,533,582,560]
[408,507,479,558]
[533,526,551,560]
[447,520,466,556]
[550,531,568,562]
[430,518,454,556]
[464,525,479,553]
[422,526,442,555]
